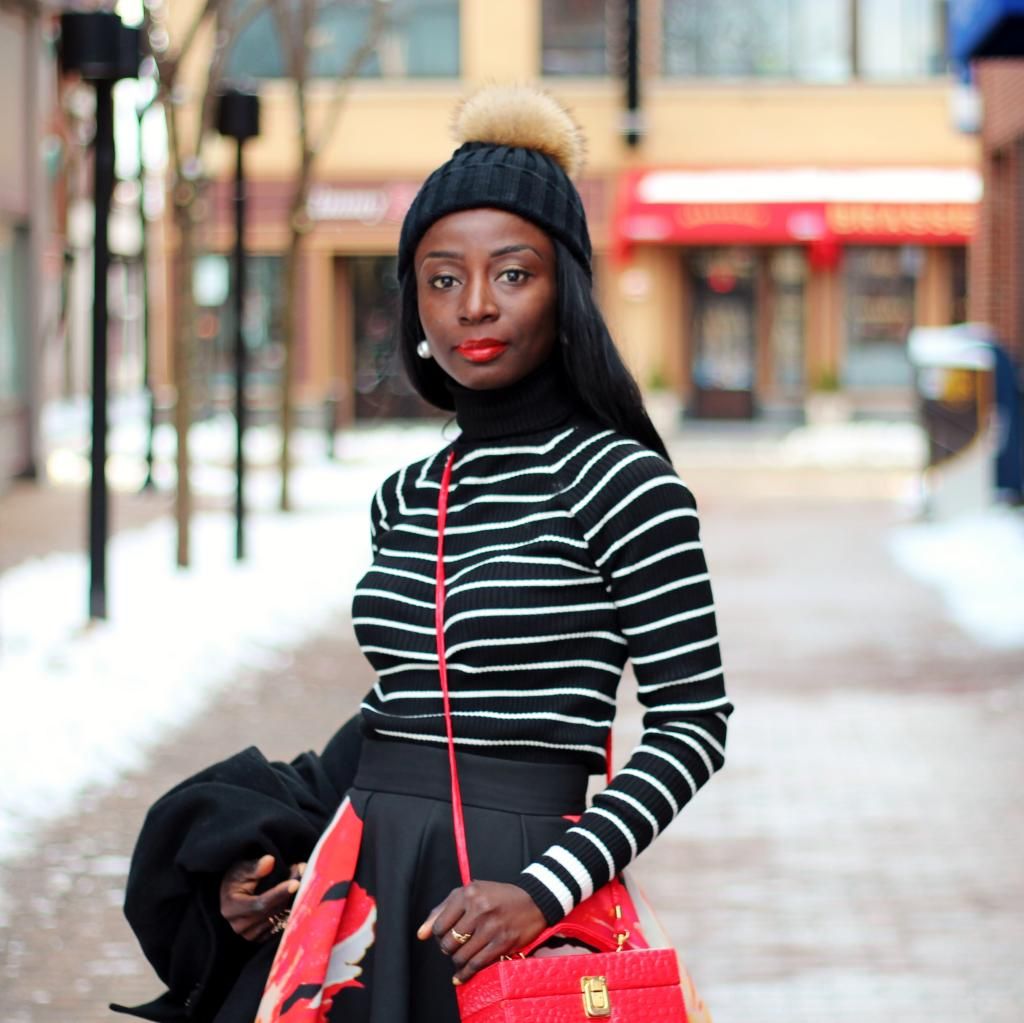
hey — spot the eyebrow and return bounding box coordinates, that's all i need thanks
[420,244,546,262]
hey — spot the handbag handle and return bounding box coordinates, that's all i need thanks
[434,451,613,889]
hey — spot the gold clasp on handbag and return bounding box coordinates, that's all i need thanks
[580,975,611,1017]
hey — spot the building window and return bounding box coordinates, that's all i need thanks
[542,0,610,75]
[195,254,286,402]
[856,0,949,79]
[843,246,920,389]
[226,0,460,80]
[0,222,26,403]
[662,0,948,81]
[663,0,851,81]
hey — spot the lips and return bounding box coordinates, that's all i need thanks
[454,338,508,364]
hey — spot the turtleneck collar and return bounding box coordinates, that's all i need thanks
[445,357,582,443]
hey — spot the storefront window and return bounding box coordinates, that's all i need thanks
[198,254,286,401]
[226,0,460,79]
[350,256,432,419]
[663,0,851,81]
[843,246,920,389]
[0,222,25,402]
[769,248,806,395]
[542,0,609,75]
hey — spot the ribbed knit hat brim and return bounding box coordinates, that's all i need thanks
[398,139,592,279]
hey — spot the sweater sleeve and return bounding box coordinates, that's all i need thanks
[514,441,732,926]
[369,463,406,557]
[368,479,388,557]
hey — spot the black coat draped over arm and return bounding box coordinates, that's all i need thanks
[111,716,364,1023]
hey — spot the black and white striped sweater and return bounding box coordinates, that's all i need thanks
[351,362,731,926]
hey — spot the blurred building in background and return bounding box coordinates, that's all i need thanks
[970,60,1024,348]
[949,0,1024,356]
[165,0,979,424]
[0,0,56,481]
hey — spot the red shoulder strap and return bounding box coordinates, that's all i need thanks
[434,451,614,890]
[435,451,473,886]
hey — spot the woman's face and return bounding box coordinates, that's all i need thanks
[413,208,558,390]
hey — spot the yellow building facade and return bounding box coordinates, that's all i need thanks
[172,0,979,423]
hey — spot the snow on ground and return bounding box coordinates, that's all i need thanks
[887,506,1024,650]
[777,419,926,469]
[40,394,459,508]
[0,407,446,862]
[668,417,926,471]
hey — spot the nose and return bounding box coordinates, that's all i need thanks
[458,272,498,325]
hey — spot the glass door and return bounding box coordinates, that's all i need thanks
[689,247,757,418]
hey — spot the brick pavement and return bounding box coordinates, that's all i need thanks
[627,487,1024,1022]
[1,460,1022,1022]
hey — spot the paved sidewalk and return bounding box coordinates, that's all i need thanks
[1,455,1022,1022]
[0,480,177,575]
[631,487,1024,1023]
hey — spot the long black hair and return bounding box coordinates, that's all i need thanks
[398,238,671,463]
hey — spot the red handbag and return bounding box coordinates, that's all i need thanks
[433,452,711,1023]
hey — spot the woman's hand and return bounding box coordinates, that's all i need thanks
[219,853,305,942]
[416,881,547,984]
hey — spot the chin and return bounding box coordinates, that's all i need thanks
[446,363,522,390]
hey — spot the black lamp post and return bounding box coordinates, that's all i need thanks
[622,0,643,147]
[59,12,140,620]
[216,86,260,562]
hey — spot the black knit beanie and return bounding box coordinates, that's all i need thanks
[398,85,592,280]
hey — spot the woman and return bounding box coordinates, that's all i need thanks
[225,85,731,1023]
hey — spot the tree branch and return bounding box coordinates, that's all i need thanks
[310,0,388,161]
[194,0,276,154]
[270,0,315,172]
[153,0,220,93]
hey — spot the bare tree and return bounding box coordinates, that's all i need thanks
[143,0,268,566]
[269,0,389,511]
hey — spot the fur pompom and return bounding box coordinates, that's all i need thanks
[453,84,585,178]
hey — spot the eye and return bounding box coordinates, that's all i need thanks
[498,267,531,284]
[429,273,459,290]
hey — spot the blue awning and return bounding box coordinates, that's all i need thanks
[950,0,1024,60]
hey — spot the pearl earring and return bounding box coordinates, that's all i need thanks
[416,340,432,360]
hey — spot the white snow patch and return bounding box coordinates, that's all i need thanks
[778,420,926,469]
[887,507,1024,649]
[0,412,446,862]
[676,418,926,471]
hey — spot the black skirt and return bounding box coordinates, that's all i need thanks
[251,737,590,1023]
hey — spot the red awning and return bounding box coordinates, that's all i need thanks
[613,167,980,262]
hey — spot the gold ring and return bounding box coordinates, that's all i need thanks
[269,910,291,935]
[450,927,473,945]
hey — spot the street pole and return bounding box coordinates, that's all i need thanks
[89,77,114,618]
[59,11,140,621]
[233,139,246,560]
[622,0,643,147]
[216,86,260,562]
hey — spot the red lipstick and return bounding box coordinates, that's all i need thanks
[455,338,508,364]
